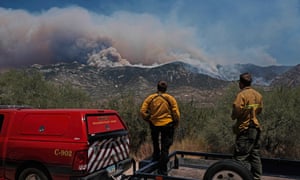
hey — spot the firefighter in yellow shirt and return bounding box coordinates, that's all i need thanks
[231,72,263,180]
[140,80,180,176]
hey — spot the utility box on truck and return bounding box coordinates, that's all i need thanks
[0,106,131,180]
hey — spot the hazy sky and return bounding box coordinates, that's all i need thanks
[1,0,300,70]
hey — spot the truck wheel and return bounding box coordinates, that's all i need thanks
[18,167,49,180]
[203,159,253,180]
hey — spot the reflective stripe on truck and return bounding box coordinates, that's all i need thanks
[87,135,129,173]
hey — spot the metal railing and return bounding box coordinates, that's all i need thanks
[127,150,300,180]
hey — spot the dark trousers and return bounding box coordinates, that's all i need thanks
[150,123,175,175]
[234,127,262,180]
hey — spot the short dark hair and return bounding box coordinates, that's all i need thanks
[157,80,167,92]
[239,72,252,86]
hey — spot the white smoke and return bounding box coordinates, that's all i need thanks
[0,6,210,70]
[87,47,130,67]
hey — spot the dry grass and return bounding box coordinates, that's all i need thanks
[133,142,153,161]
[171,138,207,152]
[132,138,207,161]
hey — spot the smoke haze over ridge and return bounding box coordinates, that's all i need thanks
[1,0,300,72]
[0,6,210,70]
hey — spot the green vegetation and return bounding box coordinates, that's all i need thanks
[0,69,299,159]
[0,69,90,108]
[200,84,300,159]
[108,84,300,160]
[260,86,300,158]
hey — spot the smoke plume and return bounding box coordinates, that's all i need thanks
[0,6,209,70]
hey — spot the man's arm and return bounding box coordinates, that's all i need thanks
[140,96,152,121]
[231,104,237,120]
[169,96,180,127]
[231,94,243,120]
[256,98,263,115]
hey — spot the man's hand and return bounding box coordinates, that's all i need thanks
[173,119,179,128]
[144,114,151,122]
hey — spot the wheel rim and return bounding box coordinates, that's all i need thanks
[211,170,243,180]
[25,173,41,180]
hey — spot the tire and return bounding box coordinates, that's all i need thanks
[203,159,253,180]
[18,167,49,180]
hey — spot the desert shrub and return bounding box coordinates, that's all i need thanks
[202,84,300,159]
[104,84,300,159]
[175,100,213,141]
[202,83,238,153]
[102,91,150,155]
[0,69,90,108]
[51,82,91,108]
[260,86,300,159]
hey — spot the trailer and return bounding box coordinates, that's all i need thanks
[122,151,300,180]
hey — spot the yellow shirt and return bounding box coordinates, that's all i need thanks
[140,92,180,126]
[231,87,263,133]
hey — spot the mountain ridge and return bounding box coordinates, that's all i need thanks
[270,64,300,87]
[29,61,298,106]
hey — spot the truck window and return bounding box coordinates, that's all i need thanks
[86,114,125,134]
[0,114,3,132]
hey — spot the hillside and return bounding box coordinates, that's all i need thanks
[270,64,300,87]
[217,63,291,85]
[30,61,229,106]
[29,61,297,106]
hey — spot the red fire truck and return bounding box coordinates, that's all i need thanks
[0,106,132,180]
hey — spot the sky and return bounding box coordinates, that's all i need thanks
[1,0,300,71]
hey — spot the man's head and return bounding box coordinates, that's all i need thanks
[239,72,252,87]
[157,80,168,92]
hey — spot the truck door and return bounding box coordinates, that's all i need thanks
[0,114,6,178]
